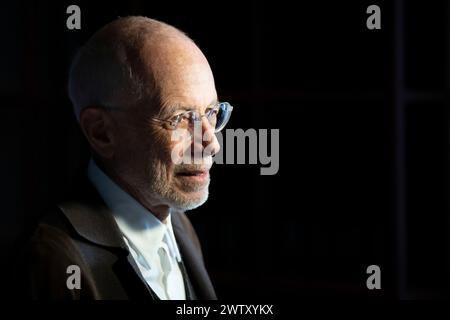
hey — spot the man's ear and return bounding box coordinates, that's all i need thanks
[79,107,115,159]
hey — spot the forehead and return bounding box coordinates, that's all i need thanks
[142,36,218,114]
[156,65,217,115]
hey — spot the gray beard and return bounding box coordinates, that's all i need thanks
[144,160,210,211]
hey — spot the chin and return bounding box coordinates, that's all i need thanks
[170,188,209,211]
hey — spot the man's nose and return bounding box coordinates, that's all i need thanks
[202,117,220,156]
[191,117,220,157]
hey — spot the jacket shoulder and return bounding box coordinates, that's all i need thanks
[25,208,97,300]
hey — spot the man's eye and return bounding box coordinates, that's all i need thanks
[207,108,218,116]
[170,114,183,121]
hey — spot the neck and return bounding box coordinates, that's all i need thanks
[95,158,171,223]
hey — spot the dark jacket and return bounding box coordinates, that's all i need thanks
[23,179,217,300]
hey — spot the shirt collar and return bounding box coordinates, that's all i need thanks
[87,159,181,260]
[165,212,182,261]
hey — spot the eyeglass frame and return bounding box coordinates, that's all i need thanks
[100,102,233,133]
[150,101,233,133]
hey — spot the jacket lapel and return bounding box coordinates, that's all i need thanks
[172,211,217,300]
[58,180,158,300]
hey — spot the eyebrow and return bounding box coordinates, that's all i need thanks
[166,98,219,116]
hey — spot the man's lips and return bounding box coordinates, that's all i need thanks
[176,170,209,177]
[175,169,210,185]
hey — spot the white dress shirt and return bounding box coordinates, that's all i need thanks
[87,159,186,300]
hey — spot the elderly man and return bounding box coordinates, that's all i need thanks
[25,16,233,300]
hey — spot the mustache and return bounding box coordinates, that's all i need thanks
[174,162,212,174]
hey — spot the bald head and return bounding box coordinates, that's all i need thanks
[68,16,215,121]
[69,16,222,217]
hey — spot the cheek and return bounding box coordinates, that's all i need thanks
[150,132,178,178]
[166,129,192,164]
[114,130,142,162]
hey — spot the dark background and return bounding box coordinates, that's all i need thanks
[1,0,449,299]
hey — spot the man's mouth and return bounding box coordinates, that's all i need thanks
[177,170,209,177]
[175,169,210,184]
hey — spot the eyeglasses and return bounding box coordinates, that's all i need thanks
[151,102,233,133]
